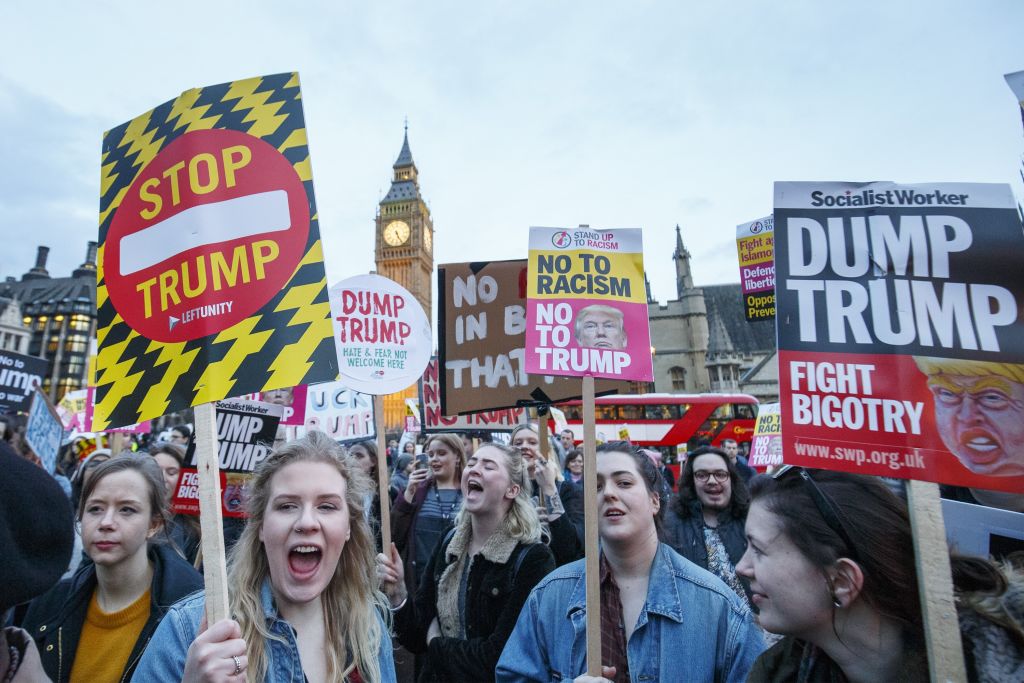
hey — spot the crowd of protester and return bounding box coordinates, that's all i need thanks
[3,418,1023,682]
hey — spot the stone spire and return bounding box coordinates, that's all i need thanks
[673,224,694,295]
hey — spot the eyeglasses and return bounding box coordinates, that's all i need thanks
[773,466,860,562]
[694,470,729,483]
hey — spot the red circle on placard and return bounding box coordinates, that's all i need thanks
[105,129,309,342]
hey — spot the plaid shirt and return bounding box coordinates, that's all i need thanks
[599,554,631,683]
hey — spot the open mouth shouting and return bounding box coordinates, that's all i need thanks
[288,544,323,580]
[957,428,1002,464]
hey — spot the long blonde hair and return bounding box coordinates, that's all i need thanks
[451,442,542,546]
[226,431,389,682]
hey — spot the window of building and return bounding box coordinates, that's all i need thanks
[670,366,686,391]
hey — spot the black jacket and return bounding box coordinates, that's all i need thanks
[20,543,203,683]
[395,531,555,682]
[662,499,751,598]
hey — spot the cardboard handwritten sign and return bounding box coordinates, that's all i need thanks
[0,350,46,413]
[736,215,776,321]
[172,399,282,517]
[421,357,525,432]
[95,72,336,430]
[438,260,625,414]
[525,228,653,381]
[25,389,64,473]
[330,274,432,395]
[775,181,1024,493]
[302,380,376,443]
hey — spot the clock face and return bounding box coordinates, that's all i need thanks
[384,220,411,246]
[424,227,432,252]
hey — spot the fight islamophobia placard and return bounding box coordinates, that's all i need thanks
[774,181,1024,493]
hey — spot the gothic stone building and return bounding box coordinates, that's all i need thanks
[648,226,778,402]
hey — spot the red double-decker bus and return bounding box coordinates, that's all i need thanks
[555,393,759,454]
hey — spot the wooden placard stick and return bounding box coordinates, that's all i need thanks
[195,402,230,624]
[374,394,391,551]
[537,407,550,509]
[582,375,601,676]
[906,478,966,682]
[110,431,126,455]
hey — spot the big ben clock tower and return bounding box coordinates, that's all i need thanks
[375,126,434,430]
[375,127,434,316]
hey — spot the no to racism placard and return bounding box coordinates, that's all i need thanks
[775,181,1024,493]
[330,274,432,395]
[736,215,776,321]
[95,73,336,430]
[525,228,653,381]
[748,403,782,469]
[0,350,46,413]
[173,398,282,518]
[438,260,625,414]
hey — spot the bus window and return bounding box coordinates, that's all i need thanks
[563,405,583,421]
[710,404,734,419]
[596,405,617,420]
[734,403,756,420]
[618,404,643,420]
[644,404,680,420]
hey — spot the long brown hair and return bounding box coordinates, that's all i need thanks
[227,431,388,682]
[748,470,921,635]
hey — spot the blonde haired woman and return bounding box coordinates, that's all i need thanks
[378,442,555,681]
[133,431,395,682]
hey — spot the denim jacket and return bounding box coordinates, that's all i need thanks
[130,582,396,682]
[495,544,764,683]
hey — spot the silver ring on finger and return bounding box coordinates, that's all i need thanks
[232,655,242,676]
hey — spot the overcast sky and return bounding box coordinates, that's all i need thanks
[2,1,1022,312]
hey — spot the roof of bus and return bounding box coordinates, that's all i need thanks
[556,393,758,406]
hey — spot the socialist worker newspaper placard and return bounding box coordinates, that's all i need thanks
[525,228,653,382]
[775,181,1024,493]
[172,398,282,518]
[95,73,337,430]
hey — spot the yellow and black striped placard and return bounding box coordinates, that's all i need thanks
[94,73,336,430]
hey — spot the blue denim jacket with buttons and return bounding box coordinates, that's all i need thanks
[131,582,396,683]
[496,543,764,683]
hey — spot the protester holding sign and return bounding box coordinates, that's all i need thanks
[133,431,396,682]
[510,424,584,566]
[23,455,202,682]
[391,434,466,598]
[497,443,764,682]
[737,467,1024,682]
[378,442,555,682]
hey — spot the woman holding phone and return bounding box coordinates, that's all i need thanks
[391,434,466,596]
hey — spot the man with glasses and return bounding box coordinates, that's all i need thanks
[663,446,754,608]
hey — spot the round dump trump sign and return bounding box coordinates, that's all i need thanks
[104,128,310,342]
[330,274,432,395]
